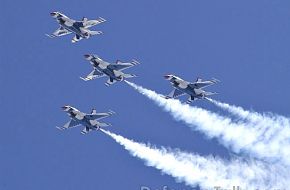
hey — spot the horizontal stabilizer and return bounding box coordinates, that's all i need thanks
[205,91,218,96]
[88,30,103,35]
[123,74,137,78]
[99,122,112,128]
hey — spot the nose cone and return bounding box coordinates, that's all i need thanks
[50,12,57,16]
[61,105,69,111]
[164,74,171,80]
[84,54,91,60]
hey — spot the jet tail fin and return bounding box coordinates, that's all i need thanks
[195,77,202,82]
[99,122,112,128]
[81,127,92,135]
[105,78,117,86]
[186,96,195,104]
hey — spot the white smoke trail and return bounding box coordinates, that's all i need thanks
[207,98,290,127]
[207,99,290,158]
[124,81,290,166]
[101,129,289,190]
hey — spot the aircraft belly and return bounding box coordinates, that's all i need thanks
[104,69,116,79]
[64,21,74,27]
[177,82,188,89]
[75,114,84,120]
[175,86,187,95]
[62,25,83,37]
[89,119,98,126]
[178,86,195,96]
[98,63,107,70]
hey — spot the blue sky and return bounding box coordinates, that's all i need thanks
[1,0,290,189]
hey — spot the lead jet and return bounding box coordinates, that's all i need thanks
[80,54,140,86]
[164,74,219,103]
[46,11,106,43]
[56,105,115,134]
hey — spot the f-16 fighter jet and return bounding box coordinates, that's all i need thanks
[80,54,140,86]
[164,74,219,103]
[57,105,115,134]
[46,11,106,43]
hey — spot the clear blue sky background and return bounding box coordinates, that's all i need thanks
[1,0,290,189]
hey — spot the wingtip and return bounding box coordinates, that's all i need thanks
[132,59,140,65]
[80,77,88,81]
[45,34,54,38]
[108,110,116,115]
[99,17,106,22]
[212,78,221,83]
[56,126,64,130]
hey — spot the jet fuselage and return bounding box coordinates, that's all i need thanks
[56,17,87,38]
[62,106,100,130]
[91,59,124,81]
[169,78,204,99]
[52,12,88,38]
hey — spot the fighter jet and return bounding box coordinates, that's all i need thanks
[80,54,140,86]
[46,11,106,43]
[164,74,219,103]
[57,105,115,134]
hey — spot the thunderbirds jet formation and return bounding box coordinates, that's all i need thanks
[57,105,115,134]
[46,11,106,43]
[80,54,140,86]
[164,74,219,103]
[49,11,221,136]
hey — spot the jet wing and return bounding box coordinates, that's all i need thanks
[108,60,140,71]
[46,26,71,38]
[189,78,220,89]
[81,17,106,28]
[189,83,214,89]
[85,111,114,120]
[98,122,112,127]
[80,28,103,36]
[166,89,185,99]
[80,69,105,81]
[56,119,79,130]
